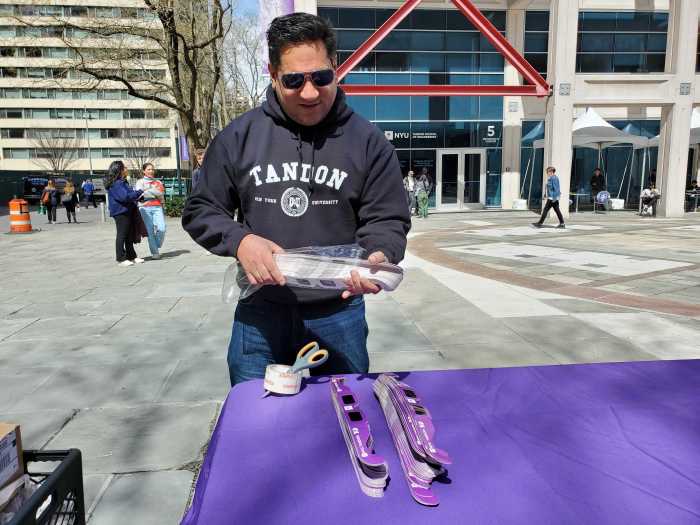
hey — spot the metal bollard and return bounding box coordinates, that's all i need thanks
[99,202,106,223]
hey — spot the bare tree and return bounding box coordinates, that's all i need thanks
[31,133,80,175]
[118,128,160,173]
[222,10,267,121]
[17,0,230,154]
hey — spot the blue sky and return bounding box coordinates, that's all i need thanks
[235,0,258,15]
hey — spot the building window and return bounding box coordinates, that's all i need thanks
[4,149,31,159]
[69,6,88,17]
[24,47,43,58]
[576,11,668,73]
[0,88,21,98]
[1,129,25,139]
[524,11,549,79]
[155,148,171,157]
[1,109,23,118]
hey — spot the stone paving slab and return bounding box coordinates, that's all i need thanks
[540,299,636,314]
[84,474,111,516]
[6,301,105,319]
[0,367,57,413]
[533,336,658,365]
[88,471,194,525]
[0,318,39,340]
[0,409,76,449]
[154,358,230,403]
[5,315,123,341]
[439,341,559,369]
[13,363,179,410]
[146,282,221,299]
[47,403,219,473]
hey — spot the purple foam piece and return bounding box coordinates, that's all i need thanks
[379,374,452,466]
[331,377,387,468]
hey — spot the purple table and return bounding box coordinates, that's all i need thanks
[183,360,700,524]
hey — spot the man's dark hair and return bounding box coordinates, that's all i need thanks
[267,13,337,69]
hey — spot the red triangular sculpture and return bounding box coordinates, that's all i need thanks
[337,0,550,97]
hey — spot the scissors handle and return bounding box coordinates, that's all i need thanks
[291,342,329,374]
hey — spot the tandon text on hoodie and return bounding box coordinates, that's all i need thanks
[182,85,411,304]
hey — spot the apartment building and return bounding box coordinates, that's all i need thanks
[0,0,177,200]
[288,0,699,217]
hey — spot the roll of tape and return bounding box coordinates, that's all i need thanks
[263,364,302,395]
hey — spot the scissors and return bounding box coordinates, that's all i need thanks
[290,341,329,374]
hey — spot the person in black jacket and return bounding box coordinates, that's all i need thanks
[61,180,79,223]
[105,160,144,266]
[182,13,411,386]
[590,168,605,203]
[41,179,59,224]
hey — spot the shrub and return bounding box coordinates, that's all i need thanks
[164,196,186,217]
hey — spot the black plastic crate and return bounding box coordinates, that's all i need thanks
[7,450,85,525]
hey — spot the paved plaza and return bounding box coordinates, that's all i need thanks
[1,205,699,523]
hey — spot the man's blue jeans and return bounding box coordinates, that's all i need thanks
[227,295,369,386]
[139,206,166,256]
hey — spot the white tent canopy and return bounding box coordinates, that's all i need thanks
[635,108,700,148]
[690,107,700,145]
[533,108,649,150]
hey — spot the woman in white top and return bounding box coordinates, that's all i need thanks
[134,163,167,259]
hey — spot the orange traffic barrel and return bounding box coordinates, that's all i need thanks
[9,198,33,234]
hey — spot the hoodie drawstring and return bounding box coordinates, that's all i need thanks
[295,130,317,195]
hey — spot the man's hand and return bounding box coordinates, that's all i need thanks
[237,234,286,286]
[341,251,386,299]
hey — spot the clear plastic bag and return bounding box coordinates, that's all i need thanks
[221,244,404,303]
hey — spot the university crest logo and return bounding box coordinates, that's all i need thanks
[280,187,308,217]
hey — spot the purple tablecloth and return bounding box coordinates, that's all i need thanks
[183,360,700,524]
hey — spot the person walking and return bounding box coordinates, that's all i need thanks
[40,179,59,224]
[182,12,410,387]
[134,163,166,259]
[415,168,432,218]
[106,160,144,266]
[404,170,416,215]
[533,166,565,228]
[83,179,96,208]
[61,180,79,223]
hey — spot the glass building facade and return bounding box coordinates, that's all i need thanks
[524,11,550,79]
[576,11,668,73]
[319,6,678,212]
[319,6,507,208]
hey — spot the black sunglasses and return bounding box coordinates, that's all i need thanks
[280,68,335,90]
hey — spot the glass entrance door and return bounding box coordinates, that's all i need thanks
[437,149,486,209]
[440,153,459,205]
[463,152,481,204]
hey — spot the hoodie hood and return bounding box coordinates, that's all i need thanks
[261,84,354,131]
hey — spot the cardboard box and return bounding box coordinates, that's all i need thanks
[0,423,23,491]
